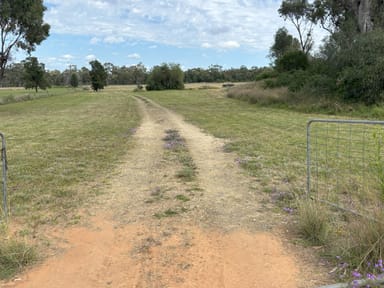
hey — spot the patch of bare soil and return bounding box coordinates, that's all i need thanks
[2,97,330,288]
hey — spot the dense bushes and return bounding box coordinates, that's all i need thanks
[146,63,184,91]
[259,29,384,105]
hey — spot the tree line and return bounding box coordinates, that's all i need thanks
[1,61,263,90]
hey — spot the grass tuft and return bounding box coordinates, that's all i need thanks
[296,198,331,246]
[0,239,37,279]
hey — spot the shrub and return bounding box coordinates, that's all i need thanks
[296,198,330,245]
[146,63,184,91]
[275,50,309,72]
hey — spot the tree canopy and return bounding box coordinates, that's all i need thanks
[89,60,107,91]
[146,63,184,91]
[23,56,49,92]
[0,0,50,80]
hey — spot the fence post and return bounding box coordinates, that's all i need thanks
[0,132,7,221]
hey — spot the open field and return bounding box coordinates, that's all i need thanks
[0,87,140,226]
[0,85,335,286]
[2,85,382,286]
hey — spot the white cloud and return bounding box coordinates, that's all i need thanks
[128,53,141,59]
[62,54,74,60]
[85,54,97,62]
[44,0,326,52]
[218,41,240,49]
[104,35,125,44]
[201,43,212,48]
[90,37,101,44]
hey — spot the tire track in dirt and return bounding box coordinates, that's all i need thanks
[2,96,328,288]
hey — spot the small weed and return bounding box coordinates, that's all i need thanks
[175,194,190,202]
[176,167,196,182]
[154,208,179,219]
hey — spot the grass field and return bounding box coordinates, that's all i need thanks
[1,87,140,227]
[1,84,383,280]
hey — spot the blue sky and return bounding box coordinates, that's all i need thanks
[15,0,327,71]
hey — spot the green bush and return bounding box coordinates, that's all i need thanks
[146,63,184,91]
[275,50,309,72]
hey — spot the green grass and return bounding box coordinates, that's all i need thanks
[1,86,140,226]
[141,89,321,190]
[0,239,37,279]
[0,87,74,105]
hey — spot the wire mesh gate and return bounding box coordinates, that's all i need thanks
[307,119,384,218]
[0,132,7,221]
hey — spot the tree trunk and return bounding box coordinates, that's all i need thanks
[352,0,373,32]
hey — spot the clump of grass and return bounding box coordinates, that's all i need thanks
[162,129,197,181]
[0,239,37,279]
[337,211,384,272]
[163,129,186,151]
[175,194,190,202]
[296,198,330,246]
[154,208,179,219]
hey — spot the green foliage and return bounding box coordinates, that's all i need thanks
[278,0,314,54]
[89,60,107,91]
[275,50,309,72]
[270,27,300,61]
[0,0,50,80]
[70,73,79,88]
[23,57,49,92]
[146,63,184,91]
[336,31,384,104]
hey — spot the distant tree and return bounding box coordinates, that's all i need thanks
[2,63,24,87]
[23,56,49,92]
[70,73,79,88]
[0,0,50,80]
[79,67,91,85]
[146,63,184,91]
[89,60,107,91]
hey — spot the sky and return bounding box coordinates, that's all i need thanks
[16,0,328,71]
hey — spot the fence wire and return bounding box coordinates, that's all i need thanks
[307,119,384,218]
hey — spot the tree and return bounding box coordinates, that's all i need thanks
[0,0,50,80]
[146,63,184,91]
[23,56,48,92]
[278,0,314,54]
[269,27,300,61]
[89,60,107,91]
[70,73,79,88]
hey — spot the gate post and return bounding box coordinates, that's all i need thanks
[0,132,7,221]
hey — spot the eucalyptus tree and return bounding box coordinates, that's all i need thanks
[0,0,50,80]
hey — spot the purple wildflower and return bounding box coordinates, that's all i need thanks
[352,270,362,278]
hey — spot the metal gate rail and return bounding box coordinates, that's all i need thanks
[0,132,7,221]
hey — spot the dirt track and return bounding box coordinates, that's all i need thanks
[2,97,328,288]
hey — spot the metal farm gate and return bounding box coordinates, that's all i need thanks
[307,119,384,218]
[0,132,7,221]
